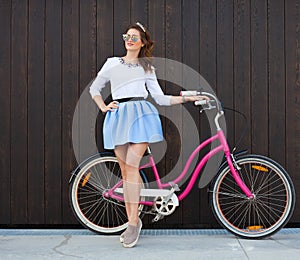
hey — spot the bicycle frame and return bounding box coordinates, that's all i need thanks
[106,130,253,206]
[105,95,254,206]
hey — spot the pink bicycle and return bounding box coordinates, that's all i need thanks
[69,92,295,239]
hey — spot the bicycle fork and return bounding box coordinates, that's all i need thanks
[226,153,254,199]
[218,130,254,199]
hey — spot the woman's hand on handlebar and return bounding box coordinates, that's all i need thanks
[170,94,210,105]
[183,95,210,103]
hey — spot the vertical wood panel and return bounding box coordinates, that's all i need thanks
[199,0,217,227]
[233,0,251,150]
[165,0,183,225]
[10,0,28,224]
[96,0,114,150]
[268,0,286,166]
[148,0,167,227]
[285,0,300,220]
[62,0,79,224]
[78,0,97,161]
[0,0,11,224]
[215,0,234,228]
[182,0,201,226]
[200,0,217,89]
[251,0,268,155]
[45,0,62,224]
[149,0,165,58]
[131,0,148,24]
[217,0,234,149]
[28,0,45,224]
[113,0,130,56]
[80,0,97,89]
[97,0,114,66]
[96,3,114,79]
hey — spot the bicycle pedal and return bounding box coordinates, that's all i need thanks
[152,214,164,223]
[169,182,180,192]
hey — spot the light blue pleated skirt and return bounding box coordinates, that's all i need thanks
[103,100,164,149]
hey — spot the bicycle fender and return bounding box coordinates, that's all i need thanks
[69,152,114,184]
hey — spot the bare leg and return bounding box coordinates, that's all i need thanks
[124,143,148,225]
[114,144,131,219]
[114,143,148,226]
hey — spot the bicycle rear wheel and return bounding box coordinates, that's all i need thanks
[211,154,295,239]
[69,155,148,234]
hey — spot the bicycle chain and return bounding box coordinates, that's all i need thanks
[102,196,157,215]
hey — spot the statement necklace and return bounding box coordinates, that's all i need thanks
[119,57,140,68]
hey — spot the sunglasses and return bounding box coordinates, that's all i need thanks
[122,34,140,42]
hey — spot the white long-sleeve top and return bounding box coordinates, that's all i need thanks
[89,57,172,106]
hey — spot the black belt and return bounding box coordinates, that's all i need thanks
[115,97,145,103]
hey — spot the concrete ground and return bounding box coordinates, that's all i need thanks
[0,228,300,259]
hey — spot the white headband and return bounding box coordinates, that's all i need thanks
[136,22,146,32]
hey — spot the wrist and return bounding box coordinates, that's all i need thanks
[99,104,107,112]
[181,96,186,103]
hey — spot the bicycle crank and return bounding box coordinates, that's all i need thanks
[153,194,179,216]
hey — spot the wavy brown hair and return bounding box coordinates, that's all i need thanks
[124,23,154,72]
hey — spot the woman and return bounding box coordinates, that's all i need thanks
[89,22,208,248]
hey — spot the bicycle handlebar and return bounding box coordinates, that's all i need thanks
[180,91,201,96]
[180,91,222,112]
[194,99,209,106]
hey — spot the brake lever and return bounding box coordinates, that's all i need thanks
[194,97,218,113]
[200,105,216,113]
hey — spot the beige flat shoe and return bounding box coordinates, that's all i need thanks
[122,218,142,248]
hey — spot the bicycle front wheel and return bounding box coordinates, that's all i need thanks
[69,155,148,234]
[211,154,295,239]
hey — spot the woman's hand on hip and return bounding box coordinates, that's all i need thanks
[101,101,119,113]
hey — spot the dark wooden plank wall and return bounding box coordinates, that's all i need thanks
[0,0,12,224]
[0,0,299,227]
